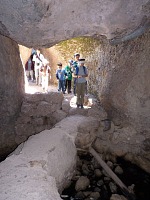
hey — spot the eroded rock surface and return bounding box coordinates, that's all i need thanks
[15,92,65,144]
[0,35,24,160]
[0,97,149,199]
[87,30,150,134]
[0,0,149,47]
[0,115,100,200]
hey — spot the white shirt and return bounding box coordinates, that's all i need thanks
[33,53,44,69]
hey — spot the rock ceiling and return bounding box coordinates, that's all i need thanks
[0,0,150,47]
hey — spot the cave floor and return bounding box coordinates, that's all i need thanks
[25,80,58,94]
[25,80,91,109]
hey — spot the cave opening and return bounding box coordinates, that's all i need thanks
[20,36,101,96]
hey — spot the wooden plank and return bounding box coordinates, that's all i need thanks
[89,147,136,200]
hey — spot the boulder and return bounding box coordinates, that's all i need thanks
[110,194,127,200]
[0,115,101,200]
[0,128,77,199]
[0,35,24,160]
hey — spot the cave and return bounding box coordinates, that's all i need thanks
[0,1,150,200]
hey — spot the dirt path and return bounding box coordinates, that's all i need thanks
[25,80,58,94]
[25,80,79,108]
[25,80,91,109]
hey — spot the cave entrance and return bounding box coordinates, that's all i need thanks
[21,36,99,109]
[20,36,101,96]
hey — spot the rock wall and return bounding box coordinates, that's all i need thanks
[87,30,150,133]
[15,93,66,144]
[42,32,150,134]
[0,35,24,160]
[19,45,32,65]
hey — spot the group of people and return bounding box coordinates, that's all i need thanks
[25,51,88,108]
[56,53,88,109]
[25,49,51,93]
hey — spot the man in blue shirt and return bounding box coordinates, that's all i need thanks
[56,63,67,94]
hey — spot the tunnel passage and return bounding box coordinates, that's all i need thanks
[1,29,150,171]
[0,0,150,178]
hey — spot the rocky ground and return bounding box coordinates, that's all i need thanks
[1,80,150,200]
[61,151,149,200]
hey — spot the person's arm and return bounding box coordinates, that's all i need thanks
[80,74,88,78]
[72,66,78,78]
[64,69,67,76]
[78,67,88,78]
[73,73,87,78]
[56,70,59,79]
[72,73,78,78]
[82,67,88,78]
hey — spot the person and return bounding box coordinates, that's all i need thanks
[56,63,67,94]
[65,60,73,94]
[72,53,80,95]
[32,49,44,85]
[73,58,88,108]
[25,54,34,82]
[41,59,51,93]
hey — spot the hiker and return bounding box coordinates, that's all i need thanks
[65,60,73,94]
[56,62,67,94]
[25,54,34,82]
[32,49,44,85]
[72,53,80,95]
[73,58,88,108]
[41,59,51,93]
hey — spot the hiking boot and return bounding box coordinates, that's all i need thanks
[77,104,80,108]
[81,104,84,109]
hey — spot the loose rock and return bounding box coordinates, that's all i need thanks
[75,176,90,191]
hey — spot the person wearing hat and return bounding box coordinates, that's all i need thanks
[32,49,44,85]
[65,60,73,94]
[73,58,88,108]
[56,63,67,94]
[72,53,80,95]
[41,59,51,93]
[25,54,34,82]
